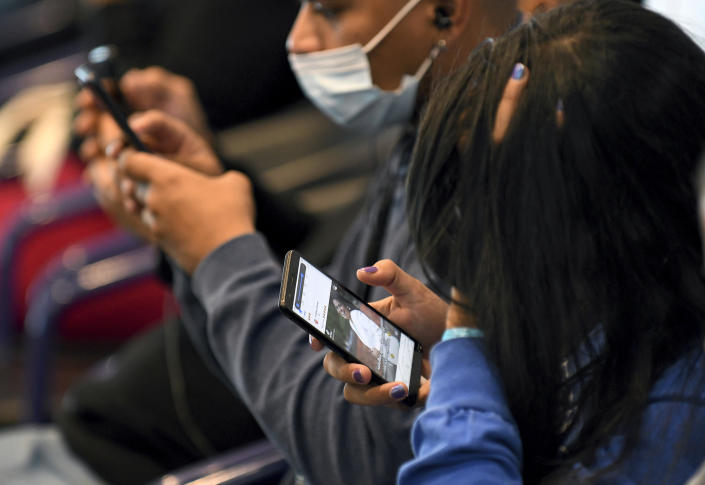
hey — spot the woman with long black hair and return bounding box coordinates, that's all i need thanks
[320,0,705,482]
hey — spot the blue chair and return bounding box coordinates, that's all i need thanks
[23,229,168,422]
[152,439,288,485]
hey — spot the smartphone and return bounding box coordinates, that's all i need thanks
[279,250,423,405]
[86,44,126,107]
[74,63,150,153]
[87,45,122,83]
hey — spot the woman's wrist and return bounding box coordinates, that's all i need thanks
[442,327,484,341]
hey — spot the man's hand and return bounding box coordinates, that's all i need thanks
[106,110,223,176]
[74,66,213,165]
[75,90,123,163]
[120,67,212,141]
[85,158,154,242]
[81,108,225,243]
[118,150,256,274]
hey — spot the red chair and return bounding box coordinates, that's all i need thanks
[0,182,115,353]
[24,230,171,421]
[0,153,84,235]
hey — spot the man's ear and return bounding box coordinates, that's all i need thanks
[425,0,472,43]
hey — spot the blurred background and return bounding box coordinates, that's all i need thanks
[0,0,703,445]
[0,0,394,432]
[645,0,705,49]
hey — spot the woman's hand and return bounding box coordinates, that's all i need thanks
[313,260,448,407]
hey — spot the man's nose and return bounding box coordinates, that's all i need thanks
[287,3,323,54]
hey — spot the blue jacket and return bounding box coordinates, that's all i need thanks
[399,338,705,484]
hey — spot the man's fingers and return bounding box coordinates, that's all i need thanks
[104,138,125,159]
[73,110,100,137]
[97,113,124,151]
[86,159,118,202]
[129,110,172,135]
[120,67,173,111]
[140,208,157,229]
[134,181,151,206]
[492,63,530,144]
[117,177,142,215]
[120,68,159,110]
[323,352,372,385]
[128,110,187,152]
[75,88,98,110]
[119,177,136,200]
[118,149,169,185]
[79,137,101,162]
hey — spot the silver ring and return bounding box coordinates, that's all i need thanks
[134,182,151,206]
[140,208,156,228]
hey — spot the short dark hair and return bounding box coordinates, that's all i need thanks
[409,0,705,481]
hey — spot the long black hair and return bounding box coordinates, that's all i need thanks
[408,0,705,481]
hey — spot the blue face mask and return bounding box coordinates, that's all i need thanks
[288,0,445,133]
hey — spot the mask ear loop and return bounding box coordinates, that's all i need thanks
[414,39,448,80]
[363,0,425,54]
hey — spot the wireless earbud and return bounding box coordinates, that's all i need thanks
[434,7,452,30]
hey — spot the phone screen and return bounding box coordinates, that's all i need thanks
[292,257,417,387]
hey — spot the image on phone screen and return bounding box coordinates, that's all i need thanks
[291,257,417,387]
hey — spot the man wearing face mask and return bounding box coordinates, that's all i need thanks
[105,0,521,483]
[288,0,447,132]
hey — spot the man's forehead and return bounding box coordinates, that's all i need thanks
[298,0,408,9]
[298,0,352,6]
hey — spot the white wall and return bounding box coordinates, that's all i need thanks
[645,0,705,51]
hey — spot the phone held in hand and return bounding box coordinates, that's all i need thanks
[279,250,423,405]
[74,62,151,153]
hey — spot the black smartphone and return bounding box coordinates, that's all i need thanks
[86,44,126,107]
[279,250,424,405]
[74,63,150,153]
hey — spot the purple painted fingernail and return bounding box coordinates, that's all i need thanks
[390,385,407,400]
[557,98,565,112]
[512,63,526,80]
[359,266,378,274]
[353,369,365,384]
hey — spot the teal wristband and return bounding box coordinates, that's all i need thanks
[442,327,484,341]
